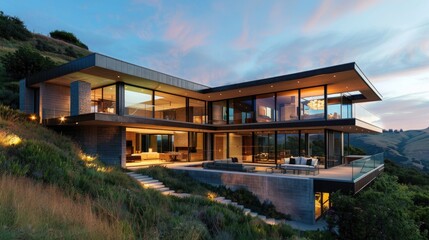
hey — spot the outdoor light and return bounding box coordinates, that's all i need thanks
[30,115,37,121]
[59,116,65,122]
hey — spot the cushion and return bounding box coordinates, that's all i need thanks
[311,159,318,166]
[290,158,296,164]
[306,159,312,166]
[283,158,290,164]
[232,157,238,163]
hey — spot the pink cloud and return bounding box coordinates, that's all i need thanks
[304,0,380,32]
[164,13,209,56]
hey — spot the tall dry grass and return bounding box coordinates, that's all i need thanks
[0,174,129,239]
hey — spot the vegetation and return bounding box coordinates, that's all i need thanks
[328,160,429,239]
[0,11,32,41]
[50,30,88,50]
[0,174,125,239]
[137,166,290,220]
[0,106,297,239]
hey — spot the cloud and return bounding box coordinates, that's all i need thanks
[304,0,380,32]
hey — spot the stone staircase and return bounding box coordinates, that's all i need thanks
[126,172,285,225]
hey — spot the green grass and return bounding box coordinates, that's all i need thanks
[0,106,298,239]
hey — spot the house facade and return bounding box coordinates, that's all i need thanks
[20,53,384,223]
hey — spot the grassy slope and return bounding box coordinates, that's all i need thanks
[350,128,429,171]
[0,107,297,239]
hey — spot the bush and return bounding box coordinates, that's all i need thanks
[1,46,56,80]
[49,30,88,49]
[34,39,57,53]
[0,11,32,41]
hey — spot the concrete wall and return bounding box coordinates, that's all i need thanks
[174,168,315,224]
[19,79,34,114]
[56,125,126,167]
[40,83,70,119]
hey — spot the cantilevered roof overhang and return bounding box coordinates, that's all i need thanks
[44,113,382,134]
[25,53,382,104]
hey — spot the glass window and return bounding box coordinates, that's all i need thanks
[212,100,227,125]
[189,132,204,161]
[91,85,116,114]
[154,92,186,121]
[124,85,153,118]
[327,130,342,168]
[277,130,300,158]
[229,97,254,124]
[254,131,275,163]
[301,87,325,120]
[276,90,298,121]
[214,133,227,160]
[256,93,275,122]
[228,132,253,163]
[189,99,206,124]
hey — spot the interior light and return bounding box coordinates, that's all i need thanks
[238,90,241,93]
[270,85,274,88]
[297,81,300,83]
[219,93,222,96]
[333,75,336,78]
[117,75,120,78]
[59,116,65,122]
[208,96,211,98]
[76,122,79,125]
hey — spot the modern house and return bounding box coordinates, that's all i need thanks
[20,53,384,224]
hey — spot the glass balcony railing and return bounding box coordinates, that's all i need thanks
[353,104,382,127]
[351,153,384,180]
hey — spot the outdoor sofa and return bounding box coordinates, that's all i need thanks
[280,157,319,175]
[203,158,255,172]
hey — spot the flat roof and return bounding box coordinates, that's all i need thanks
[25,53,382,103]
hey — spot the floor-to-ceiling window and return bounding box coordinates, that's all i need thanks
[213,133,227,160]
[228,132,253,162]
[91,85,116,114]
[327,130,343,168]
[277,130,300,158]
[189,99,206,124]
[300,86,325,120]
[254,131,275,163]
[154,92,186,121]
[229,97,254,124]
[212,100,227,125]
[189,132,204,161]
[124,85,153,118]
[276,90,299,121]
[256,93,275,122]
[315,192,330,219]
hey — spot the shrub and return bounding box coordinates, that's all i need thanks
[1,46,56,80]
[49,30,88,49]
[0,11,32,41]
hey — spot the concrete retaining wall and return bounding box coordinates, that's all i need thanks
[173,168,315,224]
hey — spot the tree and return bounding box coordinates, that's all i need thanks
[328,174,423,240]
[1,46,56,80]
[49,30,88,49]
[0,11,32,40]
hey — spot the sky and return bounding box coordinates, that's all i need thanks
[2,0,429,130]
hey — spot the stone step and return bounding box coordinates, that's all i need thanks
[243,209,251,215]
[230,202,238,207]
[161,190,175,195]
[249,212,258,217]
[142,182,164,188]
[265,218,276,225]
[221,199,231,204]
[236,205,244,210]
[156,187,169,192]
[138,179,158,184]
[258,215,267,221]
[214,197,225,202]
[133,175,153,179]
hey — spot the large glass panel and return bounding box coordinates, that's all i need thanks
[327,130,342,168]
[213,133,227,160]
[276,90,298,121]
[91,85,116,114]
[189,99,206,124]
[154,92,186,121]
[124,85,153,118]
[189,132,204,161]
[277,130,300,158]
[302,130,325,166]
[228,132,253,163]
[327,93,342,120]
[300,87,325,120]
[229,97,254,124]
[256,93,275,122]
[212,100,227,125]
[254,131,275,163]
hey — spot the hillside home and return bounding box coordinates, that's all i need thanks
[20,53,384,224]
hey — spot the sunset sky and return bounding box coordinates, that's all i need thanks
[2,0,429,130]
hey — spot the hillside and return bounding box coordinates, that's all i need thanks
[350,128,429,172]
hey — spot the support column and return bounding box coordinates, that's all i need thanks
[116,82,125,116]
[70,81,91,116]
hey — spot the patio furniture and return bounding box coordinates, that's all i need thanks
[202,159,255,172]
[280,157,319,175]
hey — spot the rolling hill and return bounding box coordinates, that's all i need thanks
[350,128,429,172]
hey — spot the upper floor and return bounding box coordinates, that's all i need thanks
[20,53,383,133]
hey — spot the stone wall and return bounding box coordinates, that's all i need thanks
[173,168,315,224]
[40,83,70,119]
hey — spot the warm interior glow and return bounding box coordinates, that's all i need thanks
[307,99,324,110]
